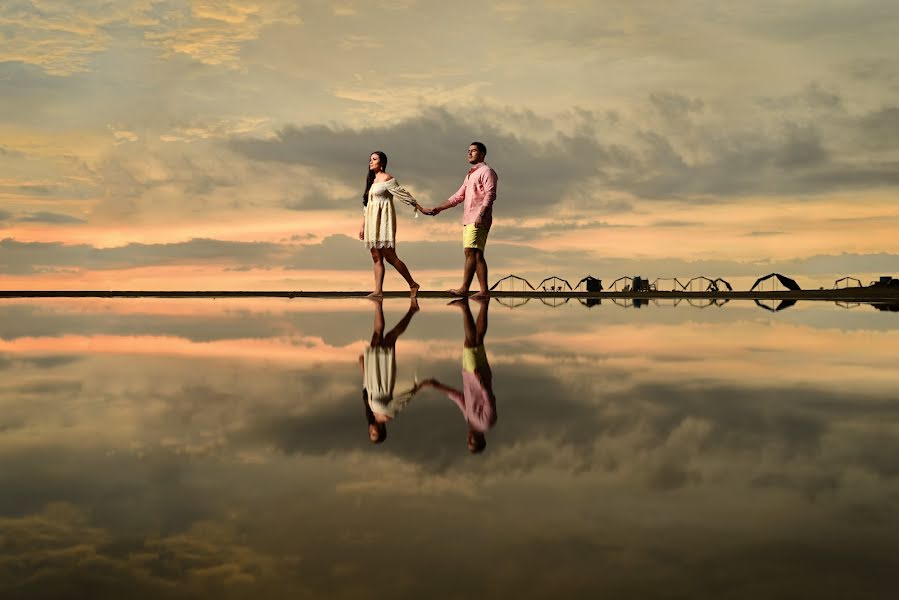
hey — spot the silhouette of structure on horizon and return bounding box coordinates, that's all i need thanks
[574,276,603,292]
[750,273,801,292]
[537,276,573,292]
[490,274,535,293]
[683,276,733,292]
[834,276,862,289]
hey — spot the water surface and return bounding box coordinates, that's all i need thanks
[1,297,898,599]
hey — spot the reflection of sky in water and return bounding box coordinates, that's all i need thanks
[1,298,898,598]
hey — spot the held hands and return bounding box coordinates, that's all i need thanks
[419,207,441,216]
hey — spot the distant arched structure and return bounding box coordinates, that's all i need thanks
[537,276,573,292]
[490,274,535,292]
[575,276,603,292]
[684,276,732,292]
[750,273,801,292]
[652,277,685,292]
[834,276,862,289]
[712,277,734,291]
[608,276,649,292]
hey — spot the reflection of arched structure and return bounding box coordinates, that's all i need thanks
[490,274,535,292]
[750,273,801,292]
[612,298,649,309]
[539,296,571,308]
[684,276,733,292]
[537,276,573,292]
[687,298,730,308]
[835,301,860,309]
[754,298,798,312]
[578,298,601,308]
[834,276,862,289]
[574,276,603,292]
[652,297,683,307]
[652,277,686,292]
[494,296,531,309]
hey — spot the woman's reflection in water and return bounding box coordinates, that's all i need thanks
[421,297,497,453]
[360,297,426,444]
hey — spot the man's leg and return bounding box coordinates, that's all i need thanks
[473,249,489,297]
[449,248,478,295]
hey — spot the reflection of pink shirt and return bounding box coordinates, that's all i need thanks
[445,162,498,227]
[447,371,496,433]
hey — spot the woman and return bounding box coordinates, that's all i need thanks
[360,297,425,443]
[359,151,421,298]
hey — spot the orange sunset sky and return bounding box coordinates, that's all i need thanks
[2,1,898,290]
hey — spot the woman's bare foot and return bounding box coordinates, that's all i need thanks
[447,288,468,297]
[366,291,383,299]
[410,297,420,311]
[471,291,490,300]
[409,283,420,298]
[447,297,469,307]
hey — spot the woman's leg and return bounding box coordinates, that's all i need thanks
[381,247,419,297]
[369,248,385,297]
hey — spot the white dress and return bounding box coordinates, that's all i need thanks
[364,179,418,249]
[364,345,416,418]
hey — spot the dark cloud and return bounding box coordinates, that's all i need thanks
[649,92,704,121]
[0,237,284,275]
[857,106,899,150]
[16,211,86,224]
[0,210,12,221]
[230,107,610,216]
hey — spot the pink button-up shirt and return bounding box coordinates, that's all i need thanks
[446,371,497,433]
[445,162,498,227]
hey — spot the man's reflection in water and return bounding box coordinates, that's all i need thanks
[421,297,497,453]
[360,297,426,444]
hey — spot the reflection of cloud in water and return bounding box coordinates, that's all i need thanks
[1,299,899,597]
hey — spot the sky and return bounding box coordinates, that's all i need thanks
[2,0,899,291]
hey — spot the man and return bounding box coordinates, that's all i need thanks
[424,142,498,298]
[419,297,497,454]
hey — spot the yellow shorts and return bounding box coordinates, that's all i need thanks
[462,224,489,251]
[462,345,488,373]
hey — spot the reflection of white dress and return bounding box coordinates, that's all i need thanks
[364,345,415,418]
[364,179,418,249]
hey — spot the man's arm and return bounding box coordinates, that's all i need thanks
[430,180,467,215]
[474,169,497,226]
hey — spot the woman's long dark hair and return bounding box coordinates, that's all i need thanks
[363,151,388,207]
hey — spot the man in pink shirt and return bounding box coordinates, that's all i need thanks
[419,297,497,453]
[423,142,498,298]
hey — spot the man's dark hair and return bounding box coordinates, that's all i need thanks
[471,141,486,156]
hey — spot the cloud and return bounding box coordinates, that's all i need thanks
[0,1,302,75]
[16,211,86,224]
[230,107,611,218]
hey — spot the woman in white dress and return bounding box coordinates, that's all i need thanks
[359,297,425,443]
[358,151,421,298]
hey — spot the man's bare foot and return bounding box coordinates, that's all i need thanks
[409,283,420,298]
[447,288,468,297]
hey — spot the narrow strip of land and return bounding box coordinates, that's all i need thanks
[2,289,898,301]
